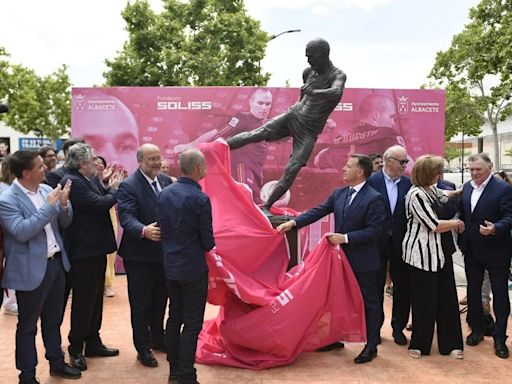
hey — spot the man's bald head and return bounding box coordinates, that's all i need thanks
[180,149,206,181]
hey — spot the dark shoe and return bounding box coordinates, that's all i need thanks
[50,363,82,379]
[168,373,178,383]
[466,331,484,346]
[354,346,377,364]
[85,344,120,357]
[69,352,87,371]
[392,331,407,346]
[137,349,158,367]
[19,378,40,384]
[494,339,509,359]
[316,341,345,352]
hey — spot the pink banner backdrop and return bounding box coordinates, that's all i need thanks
[72,87,444,248]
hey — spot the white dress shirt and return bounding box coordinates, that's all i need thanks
[14,179,61,258]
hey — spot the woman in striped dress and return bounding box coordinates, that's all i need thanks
[402,155,464,359]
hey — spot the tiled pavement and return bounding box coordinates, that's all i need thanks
[1,275,511,384]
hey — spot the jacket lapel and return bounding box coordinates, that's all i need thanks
[12,183,38,213]
[136,170,158,203]
[471,177,493,215]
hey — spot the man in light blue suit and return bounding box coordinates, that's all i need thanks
[0,149,81,383]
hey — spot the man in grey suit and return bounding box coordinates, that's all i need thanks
[0,149,81,383]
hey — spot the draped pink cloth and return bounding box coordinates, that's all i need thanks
[196,140,366,369]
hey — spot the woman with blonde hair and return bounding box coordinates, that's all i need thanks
[402,155,464,359]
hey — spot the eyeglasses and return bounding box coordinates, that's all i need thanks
[388,156,409,166]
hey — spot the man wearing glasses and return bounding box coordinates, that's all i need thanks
[367,145,412,347]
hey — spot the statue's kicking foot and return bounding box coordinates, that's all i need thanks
[261,206,273,217]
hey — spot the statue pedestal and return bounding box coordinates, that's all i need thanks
[269,215,300,270]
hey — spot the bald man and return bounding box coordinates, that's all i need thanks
[227,38,347,213]
[315,94,408,170]
[175,88,273,204]
[75,95,139,173]
[117,144,173,368]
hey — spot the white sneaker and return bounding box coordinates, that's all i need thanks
[3,306,18,316]
[104,287,115,297]
[449,349,464,359]
[408,349,421,359]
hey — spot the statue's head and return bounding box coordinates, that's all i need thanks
[305,38,330,71]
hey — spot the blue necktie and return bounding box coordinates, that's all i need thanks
[344,187,355,217]
[151,181,160,196]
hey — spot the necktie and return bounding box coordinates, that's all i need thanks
[344,187,355,217]
[151,180,160,196]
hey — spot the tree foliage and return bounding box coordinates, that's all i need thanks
[429,0,512,168]
[0,48,71,140]
[104,0,270,86]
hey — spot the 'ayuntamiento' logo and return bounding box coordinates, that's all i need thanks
[397,96,408,114]
[74,94,86,112]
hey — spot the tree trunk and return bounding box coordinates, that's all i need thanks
[492,122,500,169]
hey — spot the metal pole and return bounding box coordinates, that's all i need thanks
[268,29,301,42]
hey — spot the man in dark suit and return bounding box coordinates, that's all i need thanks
[460,153,512,359]
[158,149,215,384]
[60,143,125,371]
[117,144,173,368]
[367,144,412,346]
[278,154,385,364]
[0,149,80,383]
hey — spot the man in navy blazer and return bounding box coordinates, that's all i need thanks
[460,153,512,359]
[117,144,173,368]
[159,149,215,384]
[0,149,81,383]
[278,154,385,364]
[60,143,125,371]
[367,145,412,346]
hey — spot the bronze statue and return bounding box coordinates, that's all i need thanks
[227,38,347,213]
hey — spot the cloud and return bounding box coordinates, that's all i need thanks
[245,0,393,16]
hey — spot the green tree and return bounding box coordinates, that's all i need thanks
[0,48,71,140]
[445,143,469,171]
[429,0,512,168]
[104,0,270,86]
[444,83,485,141]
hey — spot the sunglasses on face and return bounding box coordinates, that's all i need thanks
[388,156,409,166]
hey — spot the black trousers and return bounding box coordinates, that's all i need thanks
[465,253,510,339]
[68,255,107,355]
[16,258,66,380]
[166,272,208,384]
[377,237,411,333]
[124,260,167,352]
[408,253,463,355]
[355,270,381,349]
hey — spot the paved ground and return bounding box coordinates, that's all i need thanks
[1,271,511,384]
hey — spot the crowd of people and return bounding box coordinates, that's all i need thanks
[1,136,512,384]
[0,139,212,384]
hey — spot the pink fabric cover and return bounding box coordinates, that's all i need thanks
[196,140,366,369]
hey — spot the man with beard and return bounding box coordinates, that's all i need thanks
[117,144,173,367]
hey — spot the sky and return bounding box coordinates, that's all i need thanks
[0,0,481,90]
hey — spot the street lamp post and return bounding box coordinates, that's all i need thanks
[268,29,301,42]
